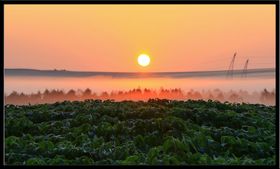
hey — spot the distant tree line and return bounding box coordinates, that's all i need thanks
[4,88,275,106]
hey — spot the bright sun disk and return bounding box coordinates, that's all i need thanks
[137,54,150,67]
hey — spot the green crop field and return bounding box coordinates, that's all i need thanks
[4,99,276,165]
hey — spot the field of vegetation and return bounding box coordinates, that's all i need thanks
[5,99,276,165]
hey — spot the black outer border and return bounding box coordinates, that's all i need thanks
[1,0,280,4]
[276,1,279,168]
[1,0,279,168]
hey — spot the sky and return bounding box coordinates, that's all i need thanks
[4,5,276,72]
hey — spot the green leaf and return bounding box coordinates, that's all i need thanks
[121,155,139,165]
[26,158,46,165]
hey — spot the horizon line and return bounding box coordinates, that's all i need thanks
[4,67,276,74]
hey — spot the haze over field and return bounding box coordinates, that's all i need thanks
[4,68,275,105]
[4,68,275,78]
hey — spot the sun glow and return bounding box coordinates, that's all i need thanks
[137,54,150,67]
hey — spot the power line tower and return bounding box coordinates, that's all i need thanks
[227,52,236,78]
[242,59,249,77]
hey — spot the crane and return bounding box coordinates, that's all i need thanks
[227,52,236,78]
[242,59,249,77]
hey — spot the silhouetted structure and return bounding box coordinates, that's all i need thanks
[227,52,236,78]
[242,59,249,77]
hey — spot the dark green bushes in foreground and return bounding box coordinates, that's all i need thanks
[5,99,276,165]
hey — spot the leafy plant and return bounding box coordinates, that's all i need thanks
[4,99,276,165]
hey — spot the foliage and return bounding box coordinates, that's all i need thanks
[5,99,276,165]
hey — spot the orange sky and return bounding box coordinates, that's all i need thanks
[4,5,276,72]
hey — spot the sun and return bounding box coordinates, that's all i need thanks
[137,54,150,67]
